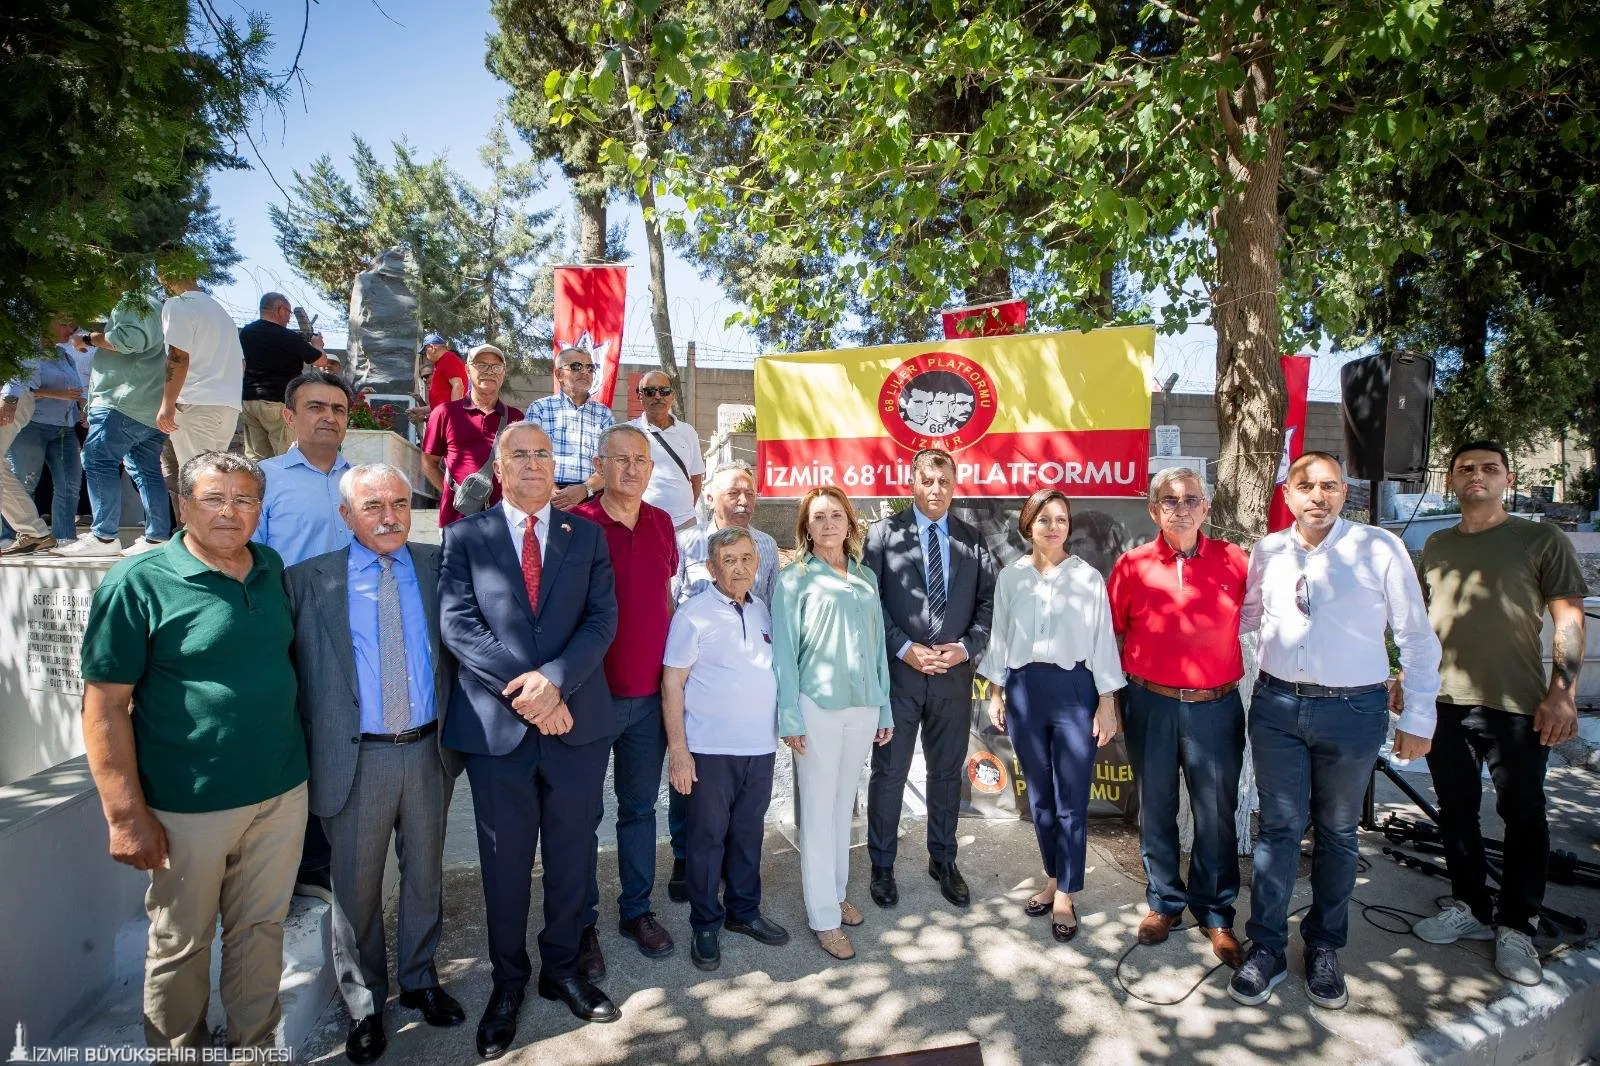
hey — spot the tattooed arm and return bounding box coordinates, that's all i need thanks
[155,344,189,434]
[1535,596,1587,746]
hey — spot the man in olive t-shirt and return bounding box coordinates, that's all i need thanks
[80,452,308,1050]
[1413,440,1588,988]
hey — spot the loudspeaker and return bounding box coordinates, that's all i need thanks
[1340,352,1435,482]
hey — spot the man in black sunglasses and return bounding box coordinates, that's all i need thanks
[629,370,704,530]
[523,347,613,510]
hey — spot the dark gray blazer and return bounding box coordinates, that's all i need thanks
[285,541,460,819]
[863,508,997,700]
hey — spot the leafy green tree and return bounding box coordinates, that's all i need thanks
[0,0,277,372]
[551,0,1470,541]
[269,120,561,364]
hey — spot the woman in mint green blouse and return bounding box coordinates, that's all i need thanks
[772,485,892,961]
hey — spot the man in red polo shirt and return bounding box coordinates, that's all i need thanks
[413,333,468,425]
[421,343,523,526]
[1107,465,1249,968]
[572,423,680,970]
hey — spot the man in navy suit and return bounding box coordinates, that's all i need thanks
[439,421,619,1059]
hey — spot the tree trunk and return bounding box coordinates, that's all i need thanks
[619,46,684,417]
[1208,31,1287,547]
[577,191,607,263]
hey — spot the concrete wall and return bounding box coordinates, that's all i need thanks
[0,557,116,787]
[0,757,149,1043]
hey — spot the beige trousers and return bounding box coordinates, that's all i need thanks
[168,403,240,468]
[239,400,292,461]
[0,390,49,539]
[143,782,307,1049]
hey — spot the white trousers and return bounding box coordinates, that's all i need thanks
[168,403,240,468]
[794,694,878,931]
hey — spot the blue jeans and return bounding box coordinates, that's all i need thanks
[82,406,170,541]
[6,420,82,542]
[1123,684,1245,928]
[587,693,667,924]
[1245,678,1389,955]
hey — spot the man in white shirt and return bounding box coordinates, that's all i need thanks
[663,526,790,971]
[630,370,703,529]
[1230,451,1441,1012]
[156,270,244,465]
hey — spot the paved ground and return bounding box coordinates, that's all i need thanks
[294,765,1600,1066]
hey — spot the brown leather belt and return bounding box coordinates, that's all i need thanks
[1128,675,1239,703]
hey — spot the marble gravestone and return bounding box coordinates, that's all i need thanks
[348,246,421,397]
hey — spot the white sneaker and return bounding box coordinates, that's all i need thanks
[1413,900,1494,944]
[50,535,123,558]
[120,536,165,556]
[1495,928,1543,986]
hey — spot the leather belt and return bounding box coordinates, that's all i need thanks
[360,721,438,744]
[1129,675,1239,703]
[1259,673,1389,699]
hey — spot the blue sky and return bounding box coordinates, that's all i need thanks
[206,0,1351,398]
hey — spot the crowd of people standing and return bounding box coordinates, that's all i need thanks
[18,306,1581,1061]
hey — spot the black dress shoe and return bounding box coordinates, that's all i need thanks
[929,859,970,907]
[667,858,689,903]
[475,987,524,1059]
[869,864,898,907]
[577,923,606,982]
[538,973,620,1023]
[346,1013,386,1064]
[398,986,466,1027]
[690,929,721,971]
[724,913,791,946]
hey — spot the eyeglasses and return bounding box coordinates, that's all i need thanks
[1157,495,1205,512]
[599,455,652,469]
[503,448,554,464]
[1295,574,1311,618]
[559,363,596,374]
[186,494,262,512]
[469,362,505,374]
[638,386,674,398]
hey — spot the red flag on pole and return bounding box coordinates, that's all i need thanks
[941,298,1028,339]
[553,265,628,407]
[1268,354,1313,532]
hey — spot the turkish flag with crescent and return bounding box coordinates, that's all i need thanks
[1268,354,1313,532]
[553,265,628,407]
[941,298,1028,339]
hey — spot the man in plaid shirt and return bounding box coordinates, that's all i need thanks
[523,346,614,510]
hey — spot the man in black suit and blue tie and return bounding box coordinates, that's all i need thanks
[439,421,619,1058]
[863,448,997,909]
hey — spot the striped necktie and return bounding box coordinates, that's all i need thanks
[925,522,946,638]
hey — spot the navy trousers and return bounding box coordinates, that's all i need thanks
[867,694,970,867]
[1122,684,1245,928]
[1005,662,1099,893]
[686,752,775,933]
[464,728,610,989]
[1245,678,1388,955]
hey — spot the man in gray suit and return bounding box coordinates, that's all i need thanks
[863,447,997,908]
[285,462,465,1064]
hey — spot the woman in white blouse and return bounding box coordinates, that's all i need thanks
[980,489,1125,942]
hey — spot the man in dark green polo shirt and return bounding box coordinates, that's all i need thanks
[80,451,308,1051]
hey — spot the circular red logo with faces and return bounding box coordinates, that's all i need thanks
[877,352,998,453]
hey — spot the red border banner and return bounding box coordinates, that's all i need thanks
[1268,354,1313,532]
[553,265,627,407]
[758,428,1150,498]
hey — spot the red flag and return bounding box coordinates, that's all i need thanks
[1268,354,1313,532]
[941,298,1027,339]
[553,265,628,406]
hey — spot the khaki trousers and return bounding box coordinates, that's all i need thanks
[239,400,292,461]
[0,390,49,539]
[168,403,240,468]
[143,782,307,1049]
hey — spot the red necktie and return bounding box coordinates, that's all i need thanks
[522,514,542,612]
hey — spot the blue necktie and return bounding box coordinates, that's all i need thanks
[925,523,946,638]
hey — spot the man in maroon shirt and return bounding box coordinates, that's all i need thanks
[421,344,523,526]
[572,423,680,969]
[1106,466,1249,968]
